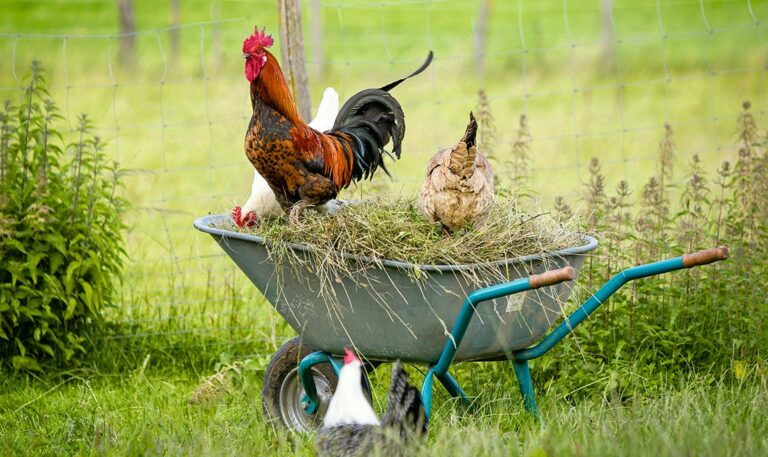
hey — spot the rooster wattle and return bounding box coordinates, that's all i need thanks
[316,349,427,457]
[241,26,432,224]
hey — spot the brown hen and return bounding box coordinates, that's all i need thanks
[417,113,495,233]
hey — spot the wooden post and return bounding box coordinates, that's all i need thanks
[170,0,181,65]
[211,2,223,68]
[310,0,324,76]
[277,0,312,121]
[474,0,493,78]
[117,0,136,66]
[600,0,614,73]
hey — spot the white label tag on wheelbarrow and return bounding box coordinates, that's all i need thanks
[505,293,525,313]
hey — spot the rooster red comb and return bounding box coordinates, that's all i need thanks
[343,348,359,364]
[243,26,274,53]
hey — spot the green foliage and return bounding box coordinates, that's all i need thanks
[475,89,496,157]
[539,102,768,395]
[0,62,126,369]
[2,367,767,456]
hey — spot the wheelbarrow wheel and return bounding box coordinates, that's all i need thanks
[261,337,372,432]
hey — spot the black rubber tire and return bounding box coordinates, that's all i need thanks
[262,337,337,431]
[261,337,373,432]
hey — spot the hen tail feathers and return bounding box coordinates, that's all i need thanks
[448,113,479,178]
[382,361,428,439]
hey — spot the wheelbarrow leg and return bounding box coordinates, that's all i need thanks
[512,359,540,418]
[437,371,471,406]
[420,367,471,420]
[420,368,436,419]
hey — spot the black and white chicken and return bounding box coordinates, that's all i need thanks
[316,349,428,457]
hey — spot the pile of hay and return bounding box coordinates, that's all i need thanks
[223,197,584,267]
[214,197,586,323]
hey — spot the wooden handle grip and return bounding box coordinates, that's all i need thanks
[529,266,577,289]
[682,246,729,268]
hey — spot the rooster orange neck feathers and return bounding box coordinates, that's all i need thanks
[252,51,354,189]
[244,26,354,190]
[253,52,305,126]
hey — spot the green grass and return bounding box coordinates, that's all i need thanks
[1,0,765,304]
[2,366,767,456]
[1,1,767,455]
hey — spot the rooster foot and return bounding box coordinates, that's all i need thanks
[288,202,307,226]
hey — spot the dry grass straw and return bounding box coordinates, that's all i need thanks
[234,197,583,267]
[216,197,586,334]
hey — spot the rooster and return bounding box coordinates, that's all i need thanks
[417,112,495,233]
[241,26,432,223]
[232,87,340,227]
[316,349,427,457]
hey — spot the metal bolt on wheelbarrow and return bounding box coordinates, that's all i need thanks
[194,214,729,430]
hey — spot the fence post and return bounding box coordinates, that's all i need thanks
[277,0,312,121]
[117,0,136,66]
[474,0,493,78]
[600,0,615,73]
[170,0,181,66]
[211,2,223,68]
[310,0,324,77]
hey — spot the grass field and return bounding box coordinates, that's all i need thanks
[1,0,767,455]
[2,365,767,455]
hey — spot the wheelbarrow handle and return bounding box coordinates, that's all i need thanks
[682,246,729,268]
[529,266,577,289]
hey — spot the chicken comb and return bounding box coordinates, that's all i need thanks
[343,348,359,365]
[243,26,274,53]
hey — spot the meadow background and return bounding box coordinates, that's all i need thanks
[1,0,767,455]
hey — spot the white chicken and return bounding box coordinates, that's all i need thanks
[232,86,340,227]
[417,112,495,233]
[316,349,427,457]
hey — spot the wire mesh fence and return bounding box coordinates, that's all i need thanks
[0,0,766,351]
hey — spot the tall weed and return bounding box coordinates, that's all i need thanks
[0,63,126,370]
[539,101,767,395]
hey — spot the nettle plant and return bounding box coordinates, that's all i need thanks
[541,101,768,396]
[0,63,126,370]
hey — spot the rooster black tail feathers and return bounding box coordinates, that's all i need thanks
[379,51,434,92]
[332,51,433,184]
[333,89,404,181]
[382,361,428,439]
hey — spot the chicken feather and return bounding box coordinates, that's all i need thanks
[241,28,432,222]
[418,112,495,233]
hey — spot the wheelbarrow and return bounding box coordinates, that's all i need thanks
[194,214,729,431]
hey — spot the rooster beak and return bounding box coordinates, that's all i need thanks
[243,53,249,60]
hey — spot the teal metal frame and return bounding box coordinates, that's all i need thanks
[297,253,718,419]
[299,352,341,414]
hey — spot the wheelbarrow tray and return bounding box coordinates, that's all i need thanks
[194,214,597,363]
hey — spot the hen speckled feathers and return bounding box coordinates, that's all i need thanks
[418,112,495,233]
[316,359,427,457]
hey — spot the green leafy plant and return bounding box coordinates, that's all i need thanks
[0,62,126,370]
[539,101,767,396]
[475,89,496,157]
